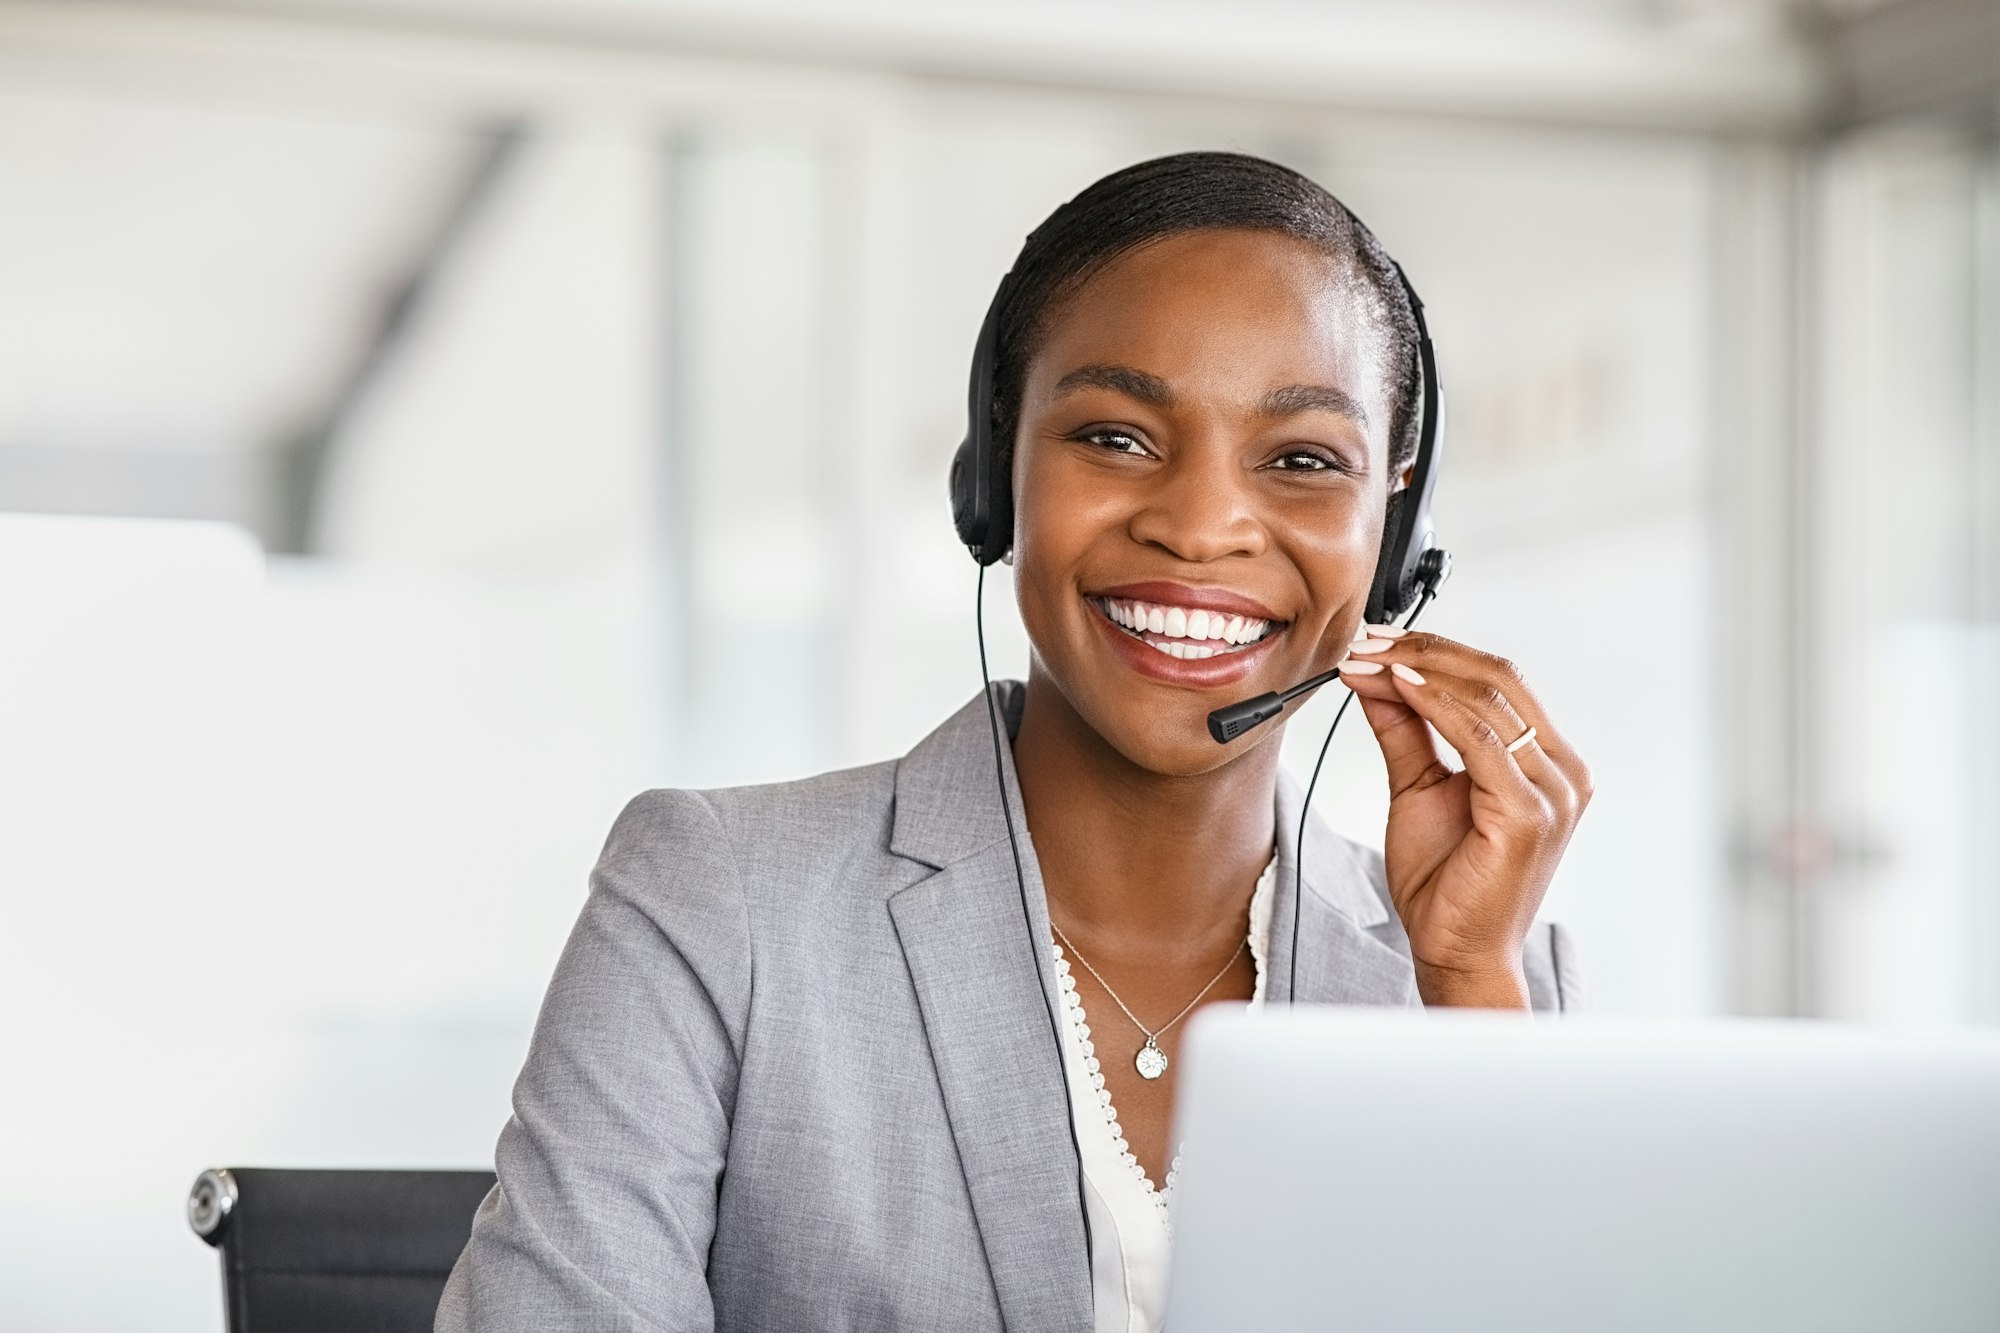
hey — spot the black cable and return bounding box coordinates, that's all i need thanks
[974,563,1095,1268]
[1287,586,1437,1003]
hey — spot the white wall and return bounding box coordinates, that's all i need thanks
[0,515,662,1331]
[1810,124,2000,1024]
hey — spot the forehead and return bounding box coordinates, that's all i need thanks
[1027,229,1390,424]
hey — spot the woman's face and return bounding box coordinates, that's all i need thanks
[1011,228,1398,776]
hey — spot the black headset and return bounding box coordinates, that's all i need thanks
[949,261,1449,622]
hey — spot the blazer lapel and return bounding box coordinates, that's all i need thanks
[880,683,1417,1333]
[886,685,1093,1333]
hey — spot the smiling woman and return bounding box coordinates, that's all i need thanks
[438,152,1589,1333]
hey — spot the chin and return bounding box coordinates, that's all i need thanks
[1058,668,1273,779]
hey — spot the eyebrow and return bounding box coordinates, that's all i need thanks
[1258,383,1369,427]
[1051,363,1175,407]
[1050,363,1368,427]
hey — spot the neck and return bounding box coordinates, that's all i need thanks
[1010,665,1280,964]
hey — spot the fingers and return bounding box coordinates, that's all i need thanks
[1379,662,1546,812]
[1346,627,1593,814]
[1345,675,1454,800]
[1338,646,1582,839]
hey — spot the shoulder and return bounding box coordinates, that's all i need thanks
[579,763,912,1031]
[597,758,908,914]
[609,759,897,851]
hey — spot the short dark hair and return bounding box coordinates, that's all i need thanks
[991,150,1419,482]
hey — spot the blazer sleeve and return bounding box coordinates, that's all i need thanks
[437,789,753,1333]
[1520,920,1584,1014]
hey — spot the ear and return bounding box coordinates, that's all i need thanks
[1392,461,1415,495]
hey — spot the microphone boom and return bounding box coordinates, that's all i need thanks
[1205,667,1343,744]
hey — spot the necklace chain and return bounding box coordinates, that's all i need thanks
[1049,920,1246,1046]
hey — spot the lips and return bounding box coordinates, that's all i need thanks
[1080,581,1292,688]
[1093,597,1272,658]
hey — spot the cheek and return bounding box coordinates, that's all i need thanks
[1291,496,1386,605]
[1010,446,1118,572]
[1008,449,1090,636]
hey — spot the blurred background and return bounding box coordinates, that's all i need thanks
[0,0,1993,1326]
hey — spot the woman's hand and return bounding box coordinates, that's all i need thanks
[1336,627,1591,1009]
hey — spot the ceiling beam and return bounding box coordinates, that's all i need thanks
[1820,0,2000,129]
[2,0,1827,134]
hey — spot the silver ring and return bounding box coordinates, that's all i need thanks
[1505,725,1538,754]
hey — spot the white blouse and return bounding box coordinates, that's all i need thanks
[1049,850,1279,1333]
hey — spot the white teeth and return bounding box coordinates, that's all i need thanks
[1144,640,1218,661]
[1099,597,1279,652]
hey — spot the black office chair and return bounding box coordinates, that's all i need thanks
[188,1167,496,1333]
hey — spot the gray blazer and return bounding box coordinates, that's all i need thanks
[437,681,1581,1332]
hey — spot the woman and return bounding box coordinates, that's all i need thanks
[438,151,1590,1333]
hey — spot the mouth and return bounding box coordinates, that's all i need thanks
[1086,595,1287,661]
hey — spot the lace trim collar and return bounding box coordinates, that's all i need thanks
[1049,848,1279,1225]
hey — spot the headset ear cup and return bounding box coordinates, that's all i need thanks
[948,431,1013,567]
[955,269,1014,566]
[987,446,1014,568]
[949,435,983,555]
[1366,489,1413,624]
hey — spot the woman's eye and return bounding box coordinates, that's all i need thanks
[1078,429,1150,457]
[1270,449,1345,473]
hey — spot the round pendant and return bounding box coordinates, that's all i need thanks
[1135,1038,1168,1080]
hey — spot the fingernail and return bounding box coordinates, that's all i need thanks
[1365,623,1408,637]
[1349,638,1396,654]
[1390,662,1426,685]
[1338,657,1386,675]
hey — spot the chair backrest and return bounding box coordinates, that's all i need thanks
[188,1167,496,1333]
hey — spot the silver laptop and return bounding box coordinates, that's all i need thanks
[1166,1006,2000,1332]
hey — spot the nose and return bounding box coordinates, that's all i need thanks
[1125,450,1267,564]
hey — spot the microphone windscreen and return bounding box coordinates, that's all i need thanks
[1207,693,1285,745]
